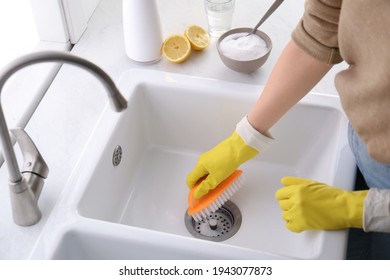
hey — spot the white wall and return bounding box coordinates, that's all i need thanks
[61,0,101,43]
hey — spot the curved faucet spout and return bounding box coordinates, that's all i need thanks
[0,51,127,226]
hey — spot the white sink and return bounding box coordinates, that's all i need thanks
[30,69,356,259]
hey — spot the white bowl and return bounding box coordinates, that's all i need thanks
[217,27,272,73]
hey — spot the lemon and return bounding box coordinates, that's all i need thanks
[162,34,191,63]
[184,25,210,51]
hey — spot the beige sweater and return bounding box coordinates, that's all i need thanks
[292,0,390,233]
[292,0,390,164]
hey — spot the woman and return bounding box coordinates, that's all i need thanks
[186,0,390,259]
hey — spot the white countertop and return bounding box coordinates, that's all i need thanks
[0,0,347,259]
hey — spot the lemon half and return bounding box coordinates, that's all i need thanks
[184,25,210,51]
[162,34,191,63]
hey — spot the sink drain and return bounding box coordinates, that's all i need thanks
[185,200,242,242]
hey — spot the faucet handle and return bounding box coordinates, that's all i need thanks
[11,128,49,178]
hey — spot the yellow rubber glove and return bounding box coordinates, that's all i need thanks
[186,116,273,199]
[275,177,368,232]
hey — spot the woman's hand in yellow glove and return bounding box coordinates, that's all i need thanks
[186,116,273,199]
[275,177,368,232]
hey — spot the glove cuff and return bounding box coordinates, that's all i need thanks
[236,116,274,152]
[348,190,368,229]
[363,188,390,232]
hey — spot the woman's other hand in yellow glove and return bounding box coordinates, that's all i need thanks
[275,177,368,232]
[186,116,273,199]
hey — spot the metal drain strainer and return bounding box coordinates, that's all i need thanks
[185,200,242,242]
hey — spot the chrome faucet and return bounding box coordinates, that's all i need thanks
[0,51,127,226]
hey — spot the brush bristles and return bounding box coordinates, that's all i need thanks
[192,175,244,222]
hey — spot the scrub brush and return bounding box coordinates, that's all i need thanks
[187,170,244,222]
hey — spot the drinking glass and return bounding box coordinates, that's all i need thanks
[204,0,235,38]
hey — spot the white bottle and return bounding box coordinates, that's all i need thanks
[123,0,163,64]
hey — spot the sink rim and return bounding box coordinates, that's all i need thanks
[46,217,288,260]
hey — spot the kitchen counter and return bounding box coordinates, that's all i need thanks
[0,0,347,259]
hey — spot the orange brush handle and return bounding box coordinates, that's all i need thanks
[187,170,243,215]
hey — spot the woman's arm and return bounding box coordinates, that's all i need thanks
[247,40,333,135]
[187,26,336,197]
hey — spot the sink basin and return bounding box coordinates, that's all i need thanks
[30,69,356,259]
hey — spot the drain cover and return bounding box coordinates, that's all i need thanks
[185,200,242,242]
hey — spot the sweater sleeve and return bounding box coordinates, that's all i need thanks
[292,0,343,64]
[363,188,390,232]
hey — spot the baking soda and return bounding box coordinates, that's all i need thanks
[219,32,268,61]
